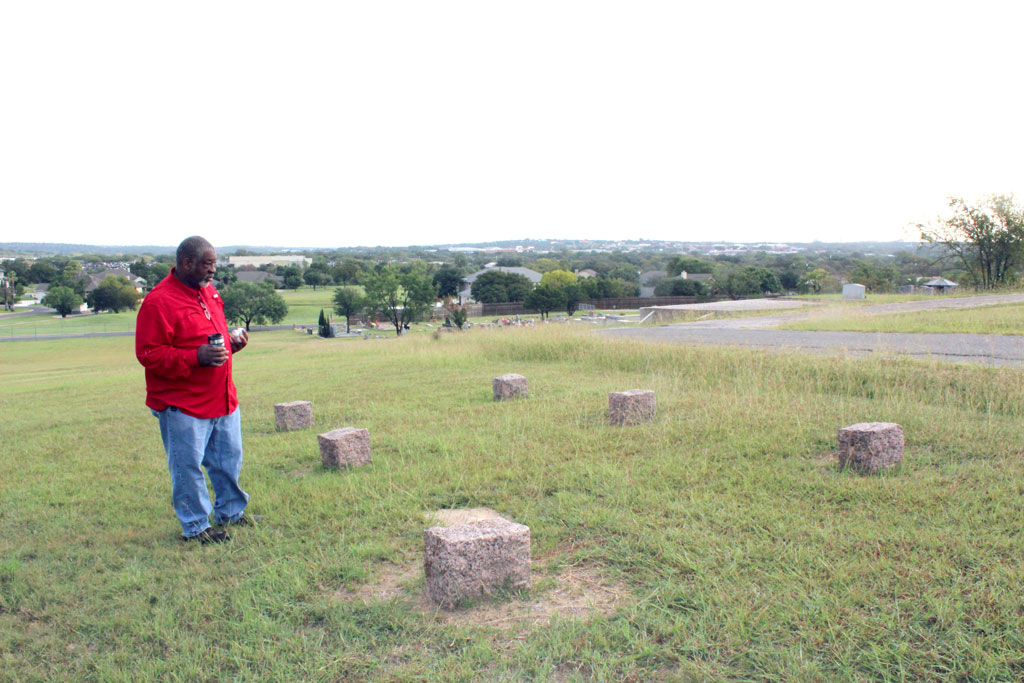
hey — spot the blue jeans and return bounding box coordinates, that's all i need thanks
[153,406,249,537]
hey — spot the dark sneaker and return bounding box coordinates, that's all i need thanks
[182,528,230,544]
[223,514,264,527]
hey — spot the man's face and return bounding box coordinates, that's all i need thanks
[181,248,217,288]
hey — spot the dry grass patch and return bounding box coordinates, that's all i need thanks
[331,560,627,632]
[329,509,629,636]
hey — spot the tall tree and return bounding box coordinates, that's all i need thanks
[653,278,703,296]
[470,271,533,303]
[149,262,172,283]
[42,285,83,318]
[56,261,86,297]
[848,260,899,293]
[86,276,141,313]
[666,255,715,277]
[220,282,288,330]
[539,269,578,288]
[27,261,58,283]
[304,270,327,290]
[332,286,367,334]
[2,270,18,311]
[800,268,830,294]
[563,282,584,316]
[332,259,363,285]
[524,283,565,319]
[362,265,437,335]
[919,195,1024,288]
[216,268,238,287]
[533,258,566,273]
[432,265,465,299]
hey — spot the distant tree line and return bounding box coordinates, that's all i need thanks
[10,200,1023,329]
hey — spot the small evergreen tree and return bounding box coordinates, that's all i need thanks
[318,308,331,337]
[448,305,469,329]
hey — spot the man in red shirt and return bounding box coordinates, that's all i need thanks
[136,236,251,543]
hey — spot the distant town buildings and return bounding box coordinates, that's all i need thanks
[227,254,312,268]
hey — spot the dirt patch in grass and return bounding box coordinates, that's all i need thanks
[332,509,628,632]
[332,559,627,632]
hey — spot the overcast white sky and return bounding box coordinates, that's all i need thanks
[2,1,1022,249]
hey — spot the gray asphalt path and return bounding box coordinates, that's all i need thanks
[601,326,1024,366]
[600,293,1024,367]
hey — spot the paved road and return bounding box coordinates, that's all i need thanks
[601,293,1024,367]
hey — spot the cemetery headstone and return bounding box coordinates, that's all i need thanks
[274,400,313,431]
[423,518,531,609]
[317,427,372,468]
[609,389,656,425]
[493,373,529,400]
[838,422,904,473]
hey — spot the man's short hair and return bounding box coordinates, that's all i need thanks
[176,236,214,266]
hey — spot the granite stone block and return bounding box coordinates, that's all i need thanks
[609,389,656,425]
[274,401,313,431]
[424,518,531,609]
[493,374,529,400]
[317,427,371,468]
[838,422,904,473]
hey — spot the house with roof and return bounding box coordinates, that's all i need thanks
[80,269,146,293]
[638,270,668,298]
[679,270,713,283]
[458,266,542,302]
[30,283,49,304]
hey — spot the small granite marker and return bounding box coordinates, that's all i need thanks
[317,427,372,468]
[838,422,904,473]
[609,389,656,425]
[274,401,313,431]
[424,518,531,609]
[493,374,528,400]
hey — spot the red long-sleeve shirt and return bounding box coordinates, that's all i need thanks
[135,270,237,418]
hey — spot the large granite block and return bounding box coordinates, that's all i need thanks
[424,518,531,609]
[609,389,656,425]
[838,422,904,473]
[318,427,371,468]
[493,374,529,400]
[274,400,313,431]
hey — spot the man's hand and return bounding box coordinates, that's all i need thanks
[197,344,229,367]
[229,328,249,353]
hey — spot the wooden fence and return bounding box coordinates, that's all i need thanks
[476,295,725,317]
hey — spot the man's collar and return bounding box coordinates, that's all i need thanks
[170,267,201,292]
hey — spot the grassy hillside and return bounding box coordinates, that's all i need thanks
[2,327,1023,680]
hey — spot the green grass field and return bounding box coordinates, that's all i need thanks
[783,301,1024,335]
[0,288,340,338]
[277,287,353,326]
[3,324,1024,680]
[0,308,140,337]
